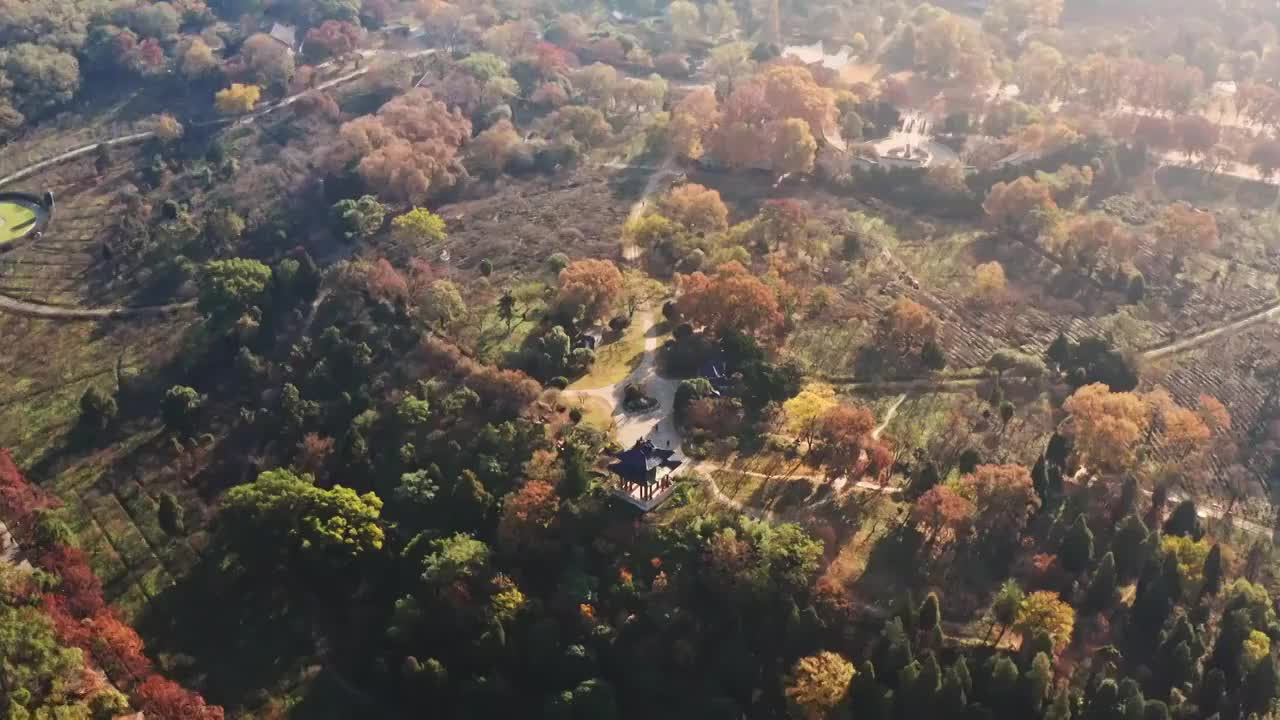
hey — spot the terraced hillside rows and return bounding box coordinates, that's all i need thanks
[0,150,144,308]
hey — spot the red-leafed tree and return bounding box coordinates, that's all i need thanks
[912,485,975,548]
[0,448,57,543]
[497,480,560,555]
[305,20,364,62]
[37,544,106,617]
[135,675,226,720]
[464,367,542,419]
[676,262,785,338]
[90,612,154,684]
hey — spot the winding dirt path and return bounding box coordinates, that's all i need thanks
[1139,301,1280,361]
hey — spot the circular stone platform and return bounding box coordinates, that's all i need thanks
[0,192,49,247]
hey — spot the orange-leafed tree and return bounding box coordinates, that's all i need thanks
[676,262,785,338]
[1198,395,1231,434]
[813,403,877,480]
[962,464,1040,545]
[912,485,975,548]
[498,480,560,555]
[660,183,729,234]
[1155,203,1219,260]
[983,176,1057,238]
[556,259,625,322]
[1160,404,1212,461]
[762,65,836,136]
[1060,214,1137,272]
[1063,383,1151,471]
[972,261,1007,305]
[880,297,938,356]
[771,117,817,177]
[330,89,472,203]
[669,87,720,160]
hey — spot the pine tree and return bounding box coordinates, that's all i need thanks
[1202,544,1224,597]
[1112,515,1150,581]
[1245,659,1280,716]
[986,656,1020,714]
[1163,500,1202,539]
[851,661,891,720]
[1046,432,1070,467]
[919,593,942,635]
[1198,667,1226,715]
[909,462,941,500]
[954,657,972,697]
[1085,552,1118,613]
[1025,652,1053,713]
[940,667,968,720]
[1047,332,1071,368]
[1045,688,1073,720]
[1116,476,1139,522]
[1060,515,1095,574]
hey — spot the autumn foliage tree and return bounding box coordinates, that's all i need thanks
[972,261,1007,305]
[812,402,877,480]
[785,651,855,720]
[304,20,364,62]
[556,259,624,322]
[659,183,729,234]
[676,262,785,338]
[983,177,1058,238]
[1063,383,1151,471]
[497,480,560,556]
[135,675,225,720]
[1155,203,1219,260]
[912,485,975,549]
[215,83,261,114]
[1014,591,1075,653]
[330,89,472,203]
[879,297,938,357]
[961,464,1040,547]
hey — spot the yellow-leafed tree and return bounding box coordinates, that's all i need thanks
[216,83,261,115]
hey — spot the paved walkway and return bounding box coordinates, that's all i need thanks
[564,311,682,451]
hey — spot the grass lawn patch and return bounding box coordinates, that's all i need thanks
[0,198,40,244]
[569,319,653,391]
[785,320,870,376]
[570,395,616,436]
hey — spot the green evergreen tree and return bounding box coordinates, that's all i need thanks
[1045,688,1073,720]
[559,441,592,497]
[1047,331,1071,368]
[919,593,942,635]
[1085,552,1118,612]
[1163,500,1201,539]
[1245,659,1280,716]
[909,462,941,500]
[850,661,891,720]
[1024,652,1053,714]
[1112,515,1150,581]
[1060,514,1095,574]
[1087,679,1119,720]
[158,491,185,536]
[1202,544,1225,597]
[1141,699,1169,720]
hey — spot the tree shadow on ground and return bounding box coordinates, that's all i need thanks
[850,525,923,605]
[137,557,319,712]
